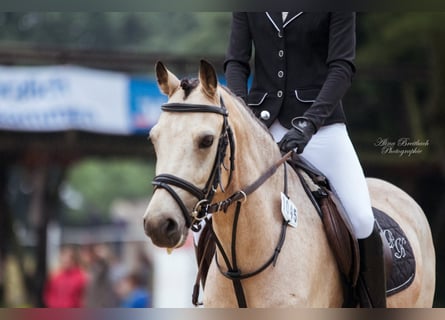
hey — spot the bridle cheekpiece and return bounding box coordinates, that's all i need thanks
[152,96,235,231]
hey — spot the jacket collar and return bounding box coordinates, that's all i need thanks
[265,12,303,32]
[283,12,303,28]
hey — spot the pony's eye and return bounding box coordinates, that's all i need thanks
[199,135,214,149]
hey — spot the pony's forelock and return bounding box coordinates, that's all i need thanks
[180,78,199,99]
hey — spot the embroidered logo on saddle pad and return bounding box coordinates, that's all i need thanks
[373,208,416,296]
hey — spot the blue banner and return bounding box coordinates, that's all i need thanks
[0,66,167,135]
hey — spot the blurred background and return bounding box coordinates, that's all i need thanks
[0,12,443,308]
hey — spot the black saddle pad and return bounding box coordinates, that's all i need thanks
[373,207,416,296]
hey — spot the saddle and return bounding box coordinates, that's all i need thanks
[289,156,416,305]
[288,156,362,287]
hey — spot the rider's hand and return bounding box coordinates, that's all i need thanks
[279,117,316,154]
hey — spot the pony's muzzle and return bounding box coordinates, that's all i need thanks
[143,213,184,248]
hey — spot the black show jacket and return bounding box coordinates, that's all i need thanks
[224,12,356,130]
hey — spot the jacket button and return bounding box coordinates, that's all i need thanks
[277,90,283,98]
[278,31,283,38]
[278,50,284,58]
[260,110,270,120]
[278,70,284,78]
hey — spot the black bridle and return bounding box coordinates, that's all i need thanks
[151,94,294,308]
[152,97,235,231]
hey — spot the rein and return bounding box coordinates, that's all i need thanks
[206,154,291,308]
[192,151,292,308]
[152,95,294,307]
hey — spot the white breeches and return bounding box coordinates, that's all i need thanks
[270,120,374,239]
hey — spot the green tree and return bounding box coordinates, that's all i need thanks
[63,158,155,224]
[356,12,445,307]
[357,13,445,152]
[0,12,231,54]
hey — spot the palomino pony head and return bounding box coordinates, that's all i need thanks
[143,60,231,249]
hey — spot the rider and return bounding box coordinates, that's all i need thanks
[224,12,386,307]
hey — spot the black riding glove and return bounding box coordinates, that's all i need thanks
[279,117,316,154]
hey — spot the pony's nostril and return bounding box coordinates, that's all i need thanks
[144,214,182,247]
[163,218,179,237]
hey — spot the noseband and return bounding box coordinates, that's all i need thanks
[152,97,235,231]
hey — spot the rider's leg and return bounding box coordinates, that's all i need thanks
[299,123,374,238]
[272,122,387,307]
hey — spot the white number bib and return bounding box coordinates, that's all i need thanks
[281,192,298,228]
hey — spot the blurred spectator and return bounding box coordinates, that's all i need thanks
[115,272,151,308]
[133,244,153,292]
[107,248,127,290]
[82,244,119,307]
[43,245,87,308]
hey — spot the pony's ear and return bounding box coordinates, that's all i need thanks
[199,59,218,98]
[155,61,180,97]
